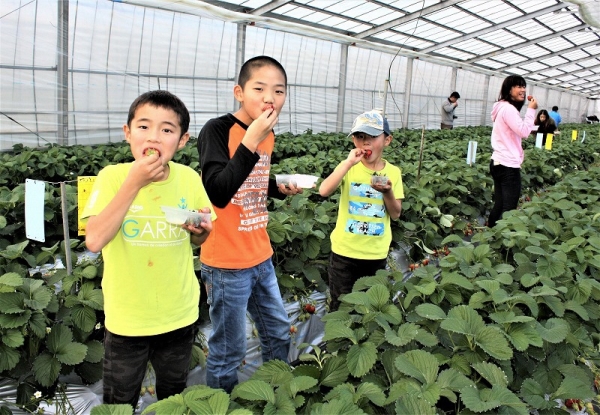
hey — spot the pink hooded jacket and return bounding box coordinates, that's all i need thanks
[490,101,536,168]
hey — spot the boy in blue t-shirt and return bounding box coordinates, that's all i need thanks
[319,110,404,311]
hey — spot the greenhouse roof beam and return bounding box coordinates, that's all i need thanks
[354,0,463,39]
[464,24,588,64]
[500,39,600,70]
[249,0,292,16]
[419,2,565,54]
[541,63,600,82]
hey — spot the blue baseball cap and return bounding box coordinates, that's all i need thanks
[349,110,391,137]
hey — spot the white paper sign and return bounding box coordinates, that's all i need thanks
[25,179,45,242]
[535,133,543,149]
[466,141,477,165]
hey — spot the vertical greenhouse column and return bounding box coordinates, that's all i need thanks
[337,44,348,133]
[57,0,69,145]
[481,75,490,126]
[235,24,246,112]
[403,58,413,129]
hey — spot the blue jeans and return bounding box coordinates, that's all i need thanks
[488,160,522,227]
[200,258,290,393]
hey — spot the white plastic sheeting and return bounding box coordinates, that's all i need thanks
[1,0,596,150]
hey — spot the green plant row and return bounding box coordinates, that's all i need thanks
[0,123,599,412]
[93,165,600,415]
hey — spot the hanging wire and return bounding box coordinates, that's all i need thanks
[384,0,427,125]
[1,112,52,145]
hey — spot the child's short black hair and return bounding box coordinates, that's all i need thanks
[498,75,527,111]
[238,56,287,89]
[552,106,559,111]
[127,90,190,137]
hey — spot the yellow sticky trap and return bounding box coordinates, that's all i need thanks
[545,134,553,150]
[77,176,96,235]
[571,130,577,141]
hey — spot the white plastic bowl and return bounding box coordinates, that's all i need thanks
[371,175,389,186]
[160,206,211,227]
[275,174,318,188]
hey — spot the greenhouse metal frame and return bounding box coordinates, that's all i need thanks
[1,0,599,150]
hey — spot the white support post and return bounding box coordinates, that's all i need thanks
[403,58,413,129]
[336,44,349,133]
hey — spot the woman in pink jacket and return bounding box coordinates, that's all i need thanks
[488,75,538,227]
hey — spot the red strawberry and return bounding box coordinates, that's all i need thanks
[364,149,372,158]
[527,95,533,101]
[422,259,429,266]
[144,148,160,157]
[289,325,297,334]
[303,304,316,314]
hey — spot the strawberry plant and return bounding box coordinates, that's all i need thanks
[1,121,599,413]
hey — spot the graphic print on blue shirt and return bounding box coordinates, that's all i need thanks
[350,182,379,199]
[346,220,384,236]
[346,182,386,236]
[349,201,385,218]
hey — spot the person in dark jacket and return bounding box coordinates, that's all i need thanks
[441,91,460,129]
[534,109,556,146]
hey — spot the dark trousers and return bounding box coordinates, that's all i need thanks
[440,123,453,130]
[103,324,194,408]
[488,160,521,227]
[328,252,387,311]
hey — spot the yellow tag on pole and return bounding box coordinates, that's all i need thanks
[545,134,553,150]
[571,130,577,141]
[77,176,96,235]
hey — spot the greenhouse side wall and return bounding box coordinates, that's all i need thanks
[0,0,594,151]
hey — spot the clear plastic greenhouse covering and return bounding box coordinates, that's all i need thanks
[1,0,599,150]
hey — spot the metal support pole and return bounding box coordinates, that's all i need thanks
[60,182,72,275]
[403,58,413,129]
[235,24,246,112]
[57,0,69,146]
[382,78,389,118]
[451,67,457,93]
[336,44,349,133]
[481,75,490,126]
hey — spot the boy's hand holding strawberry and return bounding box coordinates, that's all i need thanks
[243,106,279,152]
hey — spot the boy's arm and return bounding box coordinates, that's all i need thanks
[319,149,364,197]
[382,191,402,219]
[199,118,260,208]
[318,161,351,197]
[85,158,161,253]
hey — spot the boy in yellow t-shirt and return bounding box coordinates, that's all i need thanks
[319,110,404,311]
[82,90,215,408]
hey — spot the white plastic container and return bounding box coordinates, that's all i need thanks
[275,174,319,188]
[160,206,211,227]
[371,175,389,186]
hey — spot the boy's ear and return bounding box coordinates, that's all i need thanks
[384,134,392,146]
[233,84,244,103]
[177,132,190,149]
[123,124,131,143]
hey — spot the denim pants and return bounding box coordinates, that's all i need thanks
[200,258,290,393]
[488,160,522,227]
[103,324,194,408]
